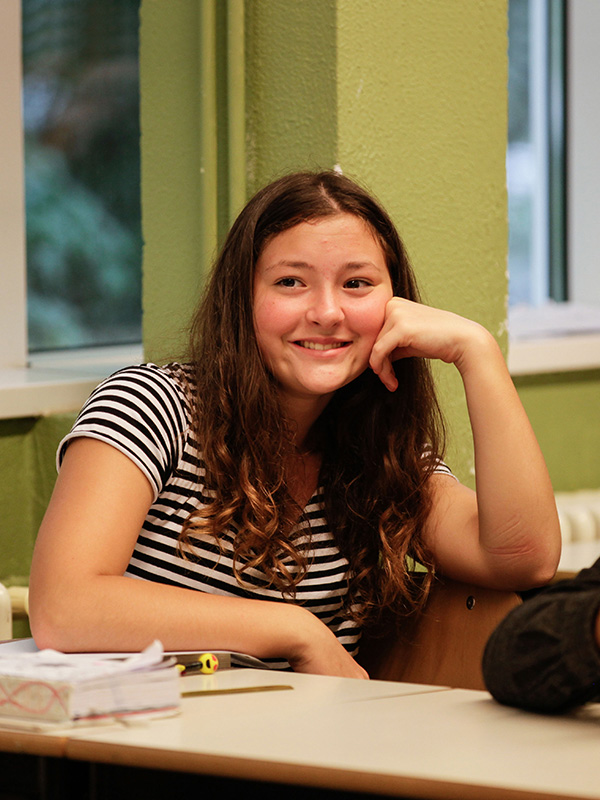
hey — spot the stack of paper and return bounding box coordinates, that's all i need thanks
[0,640,180,727]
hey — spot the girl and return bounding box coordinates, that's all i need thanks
[29,171,560,678]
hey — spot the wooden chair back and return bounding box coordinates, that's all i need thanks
[358,576,521,690]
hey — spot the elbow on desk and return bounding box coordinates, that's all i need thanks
[28,611,63,652]
[28,590,82,652]
[482,544,561,593]
[495,520,562,591]
[519,553,560,591]
[531,511,563,587]
[522,521,562,589]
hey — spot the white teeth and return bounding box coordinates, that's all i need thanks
[298,341,347,351]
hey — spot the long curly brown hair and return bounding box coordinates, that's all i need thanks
[182,170,446,623]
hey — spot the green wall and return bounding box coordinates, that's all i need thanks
[0,414,74,635]
[139,1,203,364]
[515,370,600,492]
[245,0,338,180]
[0,414,75,578]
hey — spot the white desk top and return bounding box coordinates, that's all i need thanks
[62,668,600,800]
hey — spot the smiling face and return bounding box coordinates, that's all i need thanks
[253,213,394,419]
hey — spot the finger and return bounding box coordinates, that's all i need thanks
[372,356,398,392]
[370,326,406,373]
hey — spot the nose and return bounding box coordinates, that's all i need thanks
[305,287,345,328]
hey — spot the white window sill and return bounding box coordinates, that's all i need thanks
[0,344,143,420]
[508,302,600,376]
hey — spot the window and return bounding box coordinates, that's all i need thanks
[22,0,142,352]
[0,0,142,418]
[508,0,600,373]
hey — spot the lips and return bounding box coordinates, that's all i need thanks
[295,340,350,351]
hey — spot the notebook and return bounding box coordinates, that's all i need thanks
[0,640,180,728]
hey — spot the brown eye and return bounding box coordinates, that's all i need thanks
[345,279,370,289]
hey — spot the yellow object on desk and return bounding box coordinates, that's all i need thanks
[178,653,219,675]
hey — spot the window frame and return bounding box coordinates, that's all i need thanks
[0,0,27,374]
[508,0,600,375]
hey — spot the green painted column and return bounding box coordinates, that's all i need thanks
[245,0,338,190]
[140,1,204,364]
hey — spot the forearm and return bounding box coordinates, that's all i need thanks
[29,571,368,677]
[30,572,311,659]
[457,328,561,585]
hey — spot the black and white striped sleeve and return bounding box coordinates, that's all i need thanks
[57,365,189,500]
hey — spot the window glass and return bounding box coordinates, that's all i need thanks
[22,0,142,352]
[507,0,565,308]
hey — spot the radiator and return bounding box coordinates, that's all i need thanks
[0,584,10,640]
[0,586,29,640]
[555,490,600,543]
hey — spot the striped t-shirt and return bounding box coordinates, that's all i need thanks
[58,363,363,668]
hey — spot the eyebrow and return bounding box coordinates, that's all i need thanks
[263,259,384,272]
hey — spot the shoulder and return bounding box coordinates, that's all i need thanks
[57,363,197,494]
[87,362,194,414]
[74,362,196,433]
